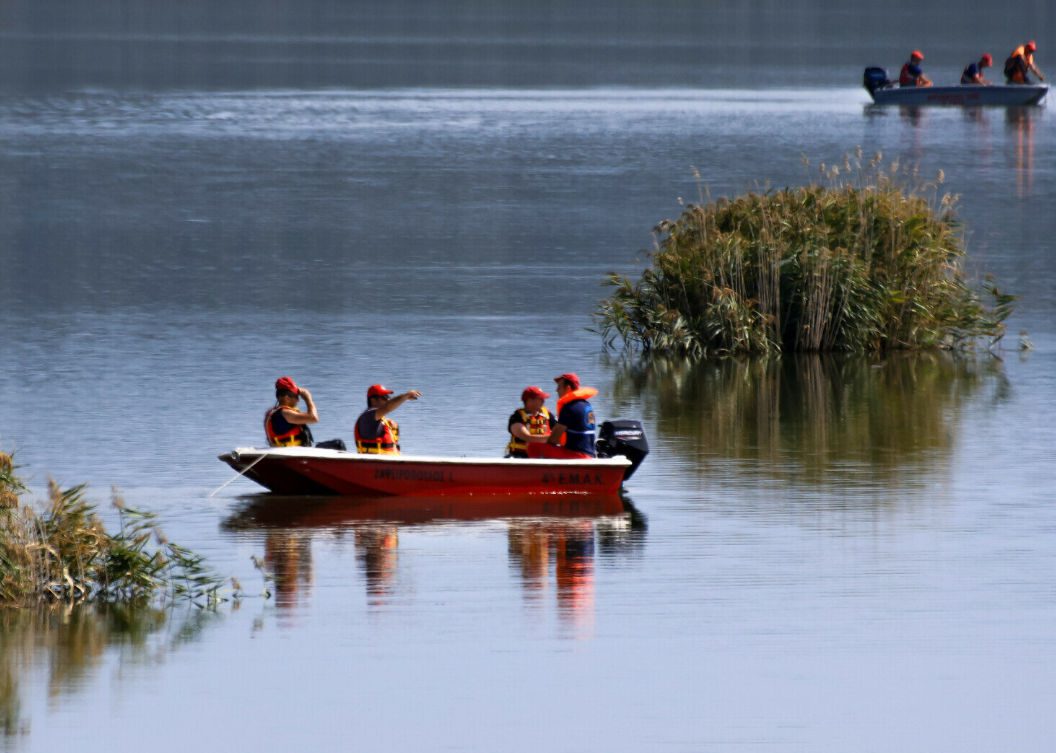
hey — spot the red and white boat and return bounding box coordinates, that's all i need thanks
[218,447,634,496]
[219,420,648,497]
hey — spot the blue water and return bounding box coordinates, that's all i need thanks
[2,10,1056,753]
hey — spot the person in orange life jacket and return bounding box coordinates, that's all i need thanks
[354,384,421,454]
[506,385,557,458]
[961,53,993,85]
[899,50,932,88]
[1005,41,1045,84]
[525,373,597,460]
[264,376,318,447]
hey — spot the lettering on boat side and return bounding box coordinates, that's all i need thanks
[373,468,452,482]
[540,472,605,486]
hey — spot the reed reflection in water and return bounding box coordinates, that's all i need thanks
[225,494,645,627]
[0,605,217,741]
[614,353,1009,491]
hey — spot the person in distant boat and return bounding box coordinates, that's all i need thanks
[899,50,932,88]
[354,384,421,454]
[264,376,318,447]
[1005,41,1045,84]
[525,373,597,460]
[505,385,557,458]
[961,53,993,85]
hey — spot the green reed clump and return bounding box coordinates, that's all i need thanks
[0,453,223,607]
[595,153,1015,357]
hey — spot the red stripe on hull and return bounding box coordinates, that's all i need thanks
[219,449,631,497]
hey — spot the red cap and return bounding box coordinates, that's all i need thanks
[910,50,924,61]
[1026,40,1037,53]
[367,384,395,398]
[554,372,580,389]
[521,385,550,402]
[275,376,299,395]
[981,53,993,67]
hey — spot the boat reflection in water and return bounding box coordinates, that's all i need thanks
[1008,106,1037,198]
[223,493,646,623]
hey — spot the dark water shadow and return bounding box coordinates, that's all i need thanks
[0,603,219,742]
[220,492,646,610]
[611,352,1009,492]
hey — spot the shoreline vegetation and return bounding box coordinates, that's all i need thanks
[0,452,227,608]
[595,152,1015,358]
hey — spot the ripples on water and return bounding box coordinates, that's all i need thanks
[2,84,1055,752]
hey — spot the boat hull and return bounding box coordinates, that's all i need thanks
[218,447,633,496]
[869,84,1048,106]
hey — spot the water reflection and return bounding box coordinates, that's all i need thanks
[0,604,217,742]
[508,520,595,630]
[613,353,1008,489]
[223,494,646,620]
[264,531,314,609]
[1007,107,1036,197]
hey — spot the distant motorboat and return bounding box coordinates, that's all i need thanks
[863,67,1048,106]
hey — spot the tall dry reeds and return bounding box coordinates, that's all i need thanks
[595,152,1014,357]
[0,453,222,607]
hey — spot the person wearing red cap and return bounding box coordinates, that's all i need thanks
[899,50,932,88]
[525,373,599,460]
[505,386,557,458]
[264,376,318,447]
[354,384,421,454]
[1005,41,1045,84]
[961,53,993,85]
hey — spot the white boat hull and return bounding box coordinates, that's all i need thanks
[869,84,1048,106]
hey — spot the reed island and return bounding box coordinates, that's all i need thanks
[596,155,1014,357]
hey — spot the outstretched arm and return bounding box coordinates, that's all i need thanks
[375,390,421,419]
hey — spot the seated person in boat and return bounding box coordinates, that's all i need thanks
[264,376,318,447]
[525,373,597,460]
[1005,41,1045,84]
[961,53,993,85]
[355,384,421,454]
[899,50,932,88]
[505,385,557,458]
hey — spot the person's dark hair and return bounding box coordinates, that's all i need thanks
[276,388,297,401]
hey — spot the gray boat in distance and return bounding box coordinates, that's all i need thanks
[863,67,1047,106]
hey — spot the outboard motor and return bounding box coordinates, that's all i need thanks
[595,420,649,480]
[863,66,891,95]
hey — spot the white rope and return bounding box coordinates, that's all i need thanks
[208,453,268,498]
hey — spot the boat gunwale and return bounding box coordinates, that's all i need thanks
[220,446,632,468]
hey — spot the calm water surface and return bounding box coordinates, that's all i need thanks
[2,25,1056,753]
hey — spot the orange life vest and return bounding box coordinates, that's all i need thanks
[355,409,400,454]
[506,406,552,456]
[555,387,598,447]
[264,406,312,447]
[1006,46,1034,83]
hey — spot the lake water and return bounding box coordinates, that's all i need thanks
[2,5,1056,752]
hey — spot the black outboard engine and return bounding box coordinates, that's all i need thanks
[595,420,649,481]
[863,66,891,95]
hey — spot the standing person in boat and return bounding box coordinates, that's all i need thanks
[526,373,597,460]
[505,385,557,458]
[899,50,932,88]
[961,53,993,85]
[354,384,421,455]
[1005,41,1045,84]
[264,376,318,447]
